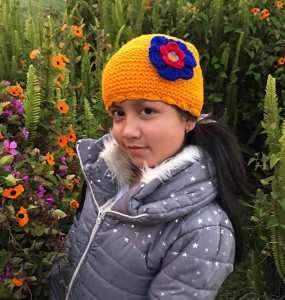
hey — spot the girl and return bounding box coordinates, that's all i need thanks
[49,34,251,300]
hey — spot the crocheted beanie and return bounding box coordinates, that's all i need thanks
[102,34,203,117]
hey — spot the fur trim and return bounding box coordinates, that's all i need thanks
[100,135,201,186]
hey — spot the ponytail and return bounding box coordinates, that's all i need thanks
[185,114,253,264]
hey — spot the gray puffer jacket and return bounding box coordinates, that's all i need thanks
[49,134,235,300]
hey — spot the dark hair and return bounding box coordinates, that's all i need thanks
[176,109,253,264]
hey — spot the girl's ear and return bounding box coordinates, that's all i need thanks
[185,120,196,133]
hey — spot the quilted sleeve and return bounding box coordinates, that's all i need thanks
[147,225,235,300]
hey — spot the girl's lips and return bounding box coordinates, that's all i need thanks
[125,146,148,155]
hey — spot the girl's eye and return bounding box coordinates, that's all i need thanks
[141,108,154,115]
[111,110,124,119]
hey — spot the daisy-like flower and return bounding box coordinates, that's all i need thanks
[148,36,197,81]
[278,57,285,65]
[66,132,76,143]
[65,146,77,157]
[3,140,18,155]
[71,25,83,37]
[52,55,65,70]
[46,152,55,165]
[251,7,260,14]
[70,199,80,209]
[2,184,24,199]
[84,43,91,50]
[67,183,74,190]
[58,73,64,81]
[57,101,69,114]
[8,86,20,97]
[259,8,270,20]
[16,206,29,227]
[74,177,80,187]
[58,135,68,147]
[11,278,24,287]
[276,1,283,8]
[30,49,41,59]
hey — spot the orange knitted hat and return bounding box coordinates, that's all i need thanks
[102,34,203,117]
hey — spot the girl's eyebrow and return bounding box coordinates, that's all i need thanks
[110,99,149,109]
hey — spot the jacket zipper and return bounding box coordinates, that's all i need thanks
[65,199,113,300]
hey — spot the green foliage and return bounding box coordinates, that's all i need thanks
[248,74,285,297]
[24,65,42,144]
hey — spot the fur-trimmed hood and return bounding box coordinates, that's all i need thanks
[76,133,218,223]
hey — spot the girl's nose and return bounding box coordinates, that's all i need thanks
[122,115,141,139]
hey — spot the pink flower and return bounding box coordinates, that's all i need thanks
[4,140,18,155]
[22,128,28,140]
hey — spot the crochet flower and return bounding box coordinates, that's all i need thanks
[148,36,197,81]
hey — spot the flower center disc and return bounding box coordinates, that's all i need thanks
[168,51,179,62]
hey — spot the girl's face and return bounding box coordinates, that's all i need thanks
[110,100,195,168]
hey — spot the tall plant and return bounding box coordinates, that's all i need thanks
[248,74,285,297]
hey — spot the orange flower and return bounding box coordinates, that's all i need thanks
[58,73,65,81]
[58,135,68,147]
[51,55,65,70]
[57,101,69,114]
[276,1,283,8]
[278,57,285,65]
[2,184,24,199]
[15,83,23,94]
[58,53,70,63]
[84,43,91,50]
[259,8,270,20]
[68,125,75,134]
[61,24,67,31]
[65,146,77,157]
[70,199,80,209]
[71,25,83,37]
[11,278,24,287]
[30,49,41,59]
[46,152,55,165]
[55,81,63,89]
[74,177,80,187]
[16,206,29,227]
[188,6,196,13]
[0,133,4,140]
[66,132,76,143]
[59,42,65,48]
[67,183,74,190]
[8,86,20,97]
[251,7,260,14]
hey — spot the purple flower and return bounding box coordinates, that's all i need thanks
[4,166,12,171]
[1,110,13,116]
[37,184,46,198]
[56,184,64,196]
[22,127,28,140]
[3,140,18,155]
[59,169,68,177]
[59,156,67,165]
[14,99,23,115]
[46,195,55,205]
[22,174,29,184]
[12,168,20,178]
[2,80,10,86]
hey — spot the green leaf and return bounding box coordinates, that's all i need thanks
[0,155,14,167]
[11,257,23,265]
[5,174,17,186]
[53,209,67,219]
[266,218,279,229]
[34,225,46,237]
[269,154,280,169]
[278,199,285,212]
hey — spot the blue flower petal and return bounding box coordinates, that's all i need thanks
[179,67,194,80]
[158,66,181,81]
[149,47,166,68]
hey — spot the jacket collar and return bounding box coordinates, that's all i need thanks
[100,134,202,187]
